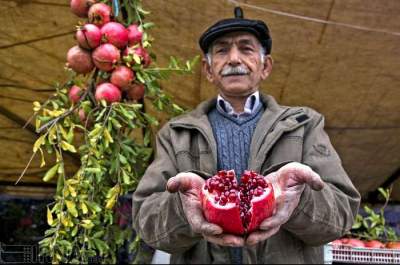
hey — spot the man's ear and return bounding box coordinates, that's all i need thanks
[202,57,214,83]
[261,55,273,80]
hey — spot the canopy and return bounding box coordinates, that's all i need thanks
[0,0,399,201]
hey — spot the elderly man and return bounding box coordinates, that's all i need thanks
[132,7,360,264]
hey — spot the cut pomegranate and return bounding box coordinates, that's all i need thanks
[201,170,275,235]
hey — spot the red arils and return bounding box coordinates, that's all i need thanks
[95,83,121,103]
[127,24,143,46]
[76,24,101,50]
[110,66,135,91]
[92,43,120,72]
[66,45,94,74]
[201,170,275,235]
[101,22,129,49]
[70,0,96,18]
[88,3,112,27]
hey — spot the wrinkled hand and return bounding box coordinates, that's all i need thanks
[167,172,244,247]
[246,162,325,246]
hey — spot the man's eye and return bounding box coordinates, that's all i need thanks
[216,48,227,53]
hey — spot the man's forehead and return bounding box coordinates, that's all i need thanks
[212,32,260,46]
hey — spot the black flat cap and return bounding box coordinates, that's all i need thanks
[199,7,272,54]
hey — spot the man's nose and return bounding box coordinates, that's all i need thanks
[228,47,241,65]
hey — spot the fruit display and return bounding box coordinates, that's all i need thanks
[23,0,198,263]
[201,170,275,235]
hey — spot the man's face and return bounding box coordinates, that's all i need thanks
[203,31,272,98]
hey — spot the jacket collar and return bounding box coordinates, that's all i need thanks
[169,93,311,161]
[169,93,289,128]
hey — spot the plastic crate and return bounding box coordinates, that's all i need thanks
[324,243,400,264]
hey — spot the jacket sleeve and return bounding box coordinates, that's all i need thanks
[131,124,202,253]
[282,109,361,246]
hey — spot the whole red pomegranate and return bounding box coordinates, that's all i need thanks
[95,83,121,103]
[66,45,94,74]
[101,22,129,49]
[386,242,400,249]
[76,24,101,50]
[88,3,112,27]
[70,0,96,17]
[126,83,145,100]
[110,66,135,91]
[123,46,151,67]
[68,85,85,103]
[364,240,385,249]
[341,238,365,248]
[127,24,143,46]
[92,43,120,72]
[331,239,343,246]
[201,170,275,235]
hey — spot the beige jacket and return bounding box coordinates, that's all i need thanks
[132,94,360,264]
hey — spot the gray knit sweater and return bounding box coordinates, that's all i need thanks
[208,102,264,178]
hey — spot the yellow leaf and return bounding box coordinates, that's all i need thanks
[105,195,117,209]
[81,202,88,214]
[39,148,46,167]
[81,219,94,229]
[68,184,77,197]
[33,101,41,111]
[35,119,41,130]
[33,135,46,153]
[59,125,68,141]
[103,128,114,144]
[133,54,141,64]
[65,200,78,217]
[47,207,53,226]
[61,141,77,153]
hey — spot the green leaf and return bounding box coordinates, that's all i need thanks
[93,239,109,255]
[43,163,59,182]
[142,22,155,29]
[119,154,127,164]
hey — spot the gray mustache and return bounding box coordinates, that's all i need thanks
[221,65,249,76]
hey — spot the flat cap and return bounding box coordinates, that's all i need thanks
[199,7,272,54]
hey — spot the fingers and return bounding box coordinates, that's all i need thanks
[203,233,244,247]
[185,203,223,236]
[166,172,204,193]
[259,203,289,231]
[246,226,280,246]
[279,162,324,191]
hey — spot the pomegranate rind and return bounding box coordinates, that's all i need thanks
[92,44,121,72]
[201,188,245,235]
[246,185,275,233]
